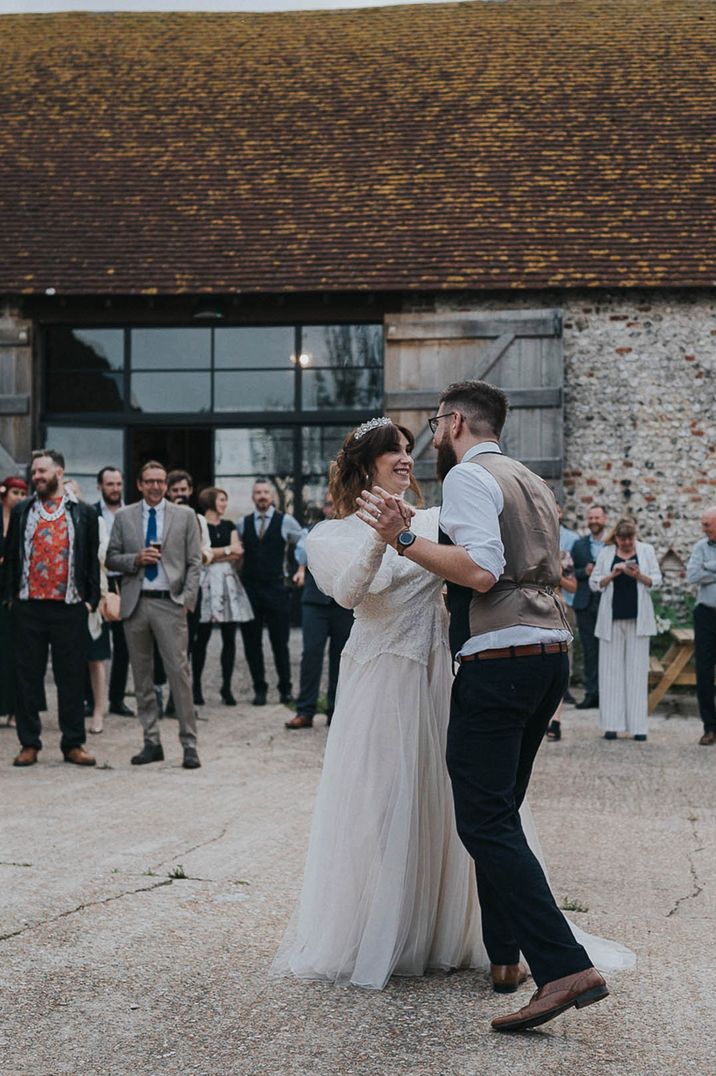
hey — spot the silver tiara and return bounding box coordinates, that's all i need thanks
[353,417,393,441]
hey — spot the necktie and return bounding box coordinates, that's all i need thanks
[145,507,158,581]
[258,514,267,540]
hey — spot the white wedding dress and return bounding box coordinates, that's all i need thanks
[271,508,634,990]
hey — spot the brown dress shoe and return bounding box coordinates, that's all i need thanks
[699,730,716,746]
[491,967,609,1032]
[285,714,314,730]
[63,746,97,767]
[490,963,529,994]
[13,746,39,767]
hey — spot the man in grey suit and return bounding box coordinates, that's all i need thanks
[106,460,202,769]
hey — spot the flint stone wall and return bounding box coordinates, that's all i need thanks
[416,288,716,610]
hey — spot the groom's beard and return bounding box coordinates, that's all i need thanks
[436,439,458,482]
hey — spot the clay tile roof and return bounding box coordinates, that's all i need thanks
[1,1,715,295]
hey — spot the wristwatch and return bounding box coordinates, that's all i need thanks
[224,546,231,557]
[396,530,417,556]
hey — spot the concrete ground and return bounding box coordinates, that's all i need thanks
[0,630,713,1076]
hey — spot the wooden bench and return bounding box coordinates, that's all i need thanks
[648,627,696,713]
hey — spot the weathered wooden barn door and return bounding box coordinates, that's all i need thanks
[383,308,563,503]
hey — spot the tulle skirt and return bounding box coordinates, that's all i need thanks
[271,645,635,990]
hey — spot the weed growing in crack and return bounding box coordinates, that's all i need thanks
[561,897,589,913]
[143,868,158,877]
[168,865,187,880]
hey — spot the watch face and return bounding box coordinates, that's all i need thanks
[398,530,415,547]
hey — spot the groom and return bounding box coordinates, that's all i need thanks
[358,380,609,1032]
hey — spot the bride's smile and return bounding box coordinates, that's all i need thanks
[371,431,414,496]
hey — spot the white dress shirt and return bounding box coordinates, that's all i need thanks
[141,498,171,591]
[440,442,572,658]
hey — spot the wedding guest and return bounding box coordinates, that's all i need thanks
[165,469,213,715]
[0,476,29,728]
[4,451,99,767]
[94,466,134,717]
[193,486,252,706]
[547,545,577,742]
[589,518,662,741]
[237,478,304,706]
[285,492,354,730]
[686,506,716,746]
[86,512,111,735]
[557,500,579,704]
[106,460,202,768]
[572,505,608,709]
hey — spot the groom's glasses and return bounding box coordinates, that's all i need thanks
[428,411,458,434]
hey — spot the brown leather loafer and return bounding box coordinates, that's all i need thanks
[490,963,528,993]
[63,746,97,767]
[285,714,314,730]
[13,746,39,767]
[492,967,609,1032]
[699,730,716,746]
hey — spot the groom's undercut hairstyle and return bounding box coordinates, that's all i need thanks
[439,380,509,439]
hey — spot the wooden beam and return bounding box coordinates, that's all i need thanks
[0,394,30,415]
[384,387,561,410]
[0,330,30,347]
[413,456,562,481]
[385,317,558,341]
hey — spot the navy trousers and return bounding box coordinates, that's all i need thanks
[295,602,353,718]
[446,650,592,987]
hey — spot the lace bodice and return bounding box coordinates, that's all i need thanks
[305,507,448,666]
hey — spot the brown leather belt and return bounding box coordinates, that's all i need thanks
[461,642,569,663]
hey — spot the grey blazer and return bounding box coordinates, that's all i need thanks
[106,500,202,618]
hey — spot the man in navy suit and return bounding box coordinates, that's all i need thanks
[571,505,608,709]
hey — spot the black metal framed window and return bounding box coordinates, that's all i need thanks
[41,322,384,518]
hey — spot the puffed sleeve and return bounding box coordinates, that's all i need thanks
[305,517,394,609]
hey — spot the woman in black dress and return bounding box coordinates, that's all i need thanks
[193,487,253,705]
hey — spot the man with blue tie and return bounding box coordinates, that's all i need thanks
[106,461,202,768]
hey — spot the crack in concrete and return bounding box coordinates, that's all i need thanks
[0,878,173,944]
[152,823,230,871]
[0,860,33,868]
[667,813,704,918]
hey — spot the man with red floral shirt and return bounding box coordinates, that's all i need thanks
[3,450,100,767]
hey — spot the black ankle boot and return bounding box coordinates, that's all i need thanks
[221,687,237,706]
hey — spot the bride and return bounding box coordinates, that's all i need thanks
[272,418,633,990]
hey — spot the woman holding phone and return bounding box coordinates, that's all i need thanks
[589,518,662,741]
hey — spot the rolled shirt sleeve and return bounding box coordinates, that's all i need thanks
[439,459,505,582]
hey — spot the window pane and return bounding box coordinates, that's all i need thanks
[302,367,383,410]
[131,328,211,370]
[46,328,124,372]
[46,372,124,412]
[214,371,295,412]
[301,325,383,368]
[215,427,296,516]
[44,425,124,501]
[131,373,211,413]
[215,427,295,476]
[302,425,349,477]
[215,327,295,369]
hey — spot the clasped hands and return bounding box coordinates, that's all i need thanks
[356,486,414,546]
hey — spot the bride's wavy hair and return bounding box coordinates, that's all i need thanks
[329,421,424,519]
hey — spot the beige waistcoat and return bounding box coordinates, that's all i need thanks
[467,454,569,637]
